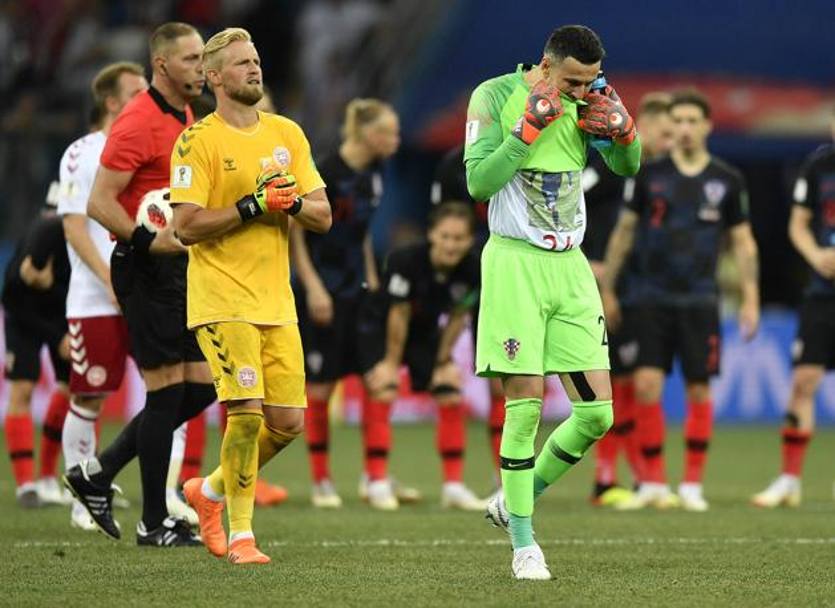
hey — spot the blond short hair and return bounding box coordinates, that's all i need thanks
[342,98,395,140]
[203,27,252,71]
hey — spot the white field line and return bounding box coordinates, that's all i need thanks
[10,537,835,549]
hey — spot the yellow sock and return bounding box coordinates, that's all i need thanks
[206,420,299,497]
[220,410,263,539]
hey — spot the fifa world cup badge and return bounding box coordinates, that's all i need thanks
[503,338,521,361]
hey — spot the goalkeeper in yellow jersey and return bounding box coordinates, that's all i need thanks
[170,27,331,565]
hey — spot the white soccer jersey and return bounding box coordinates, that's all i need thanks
[56,131,119,318]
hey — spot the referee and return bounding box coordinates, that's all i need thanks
[64,23,215,547]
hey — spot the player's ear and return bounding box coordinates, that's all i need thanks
[704,118,713,137]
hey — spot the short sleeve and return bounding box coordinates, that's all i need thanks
[56,143,96,216]
[26,218,64,269]
[384,250,413,303]
[724,172,750,228]
[288,122,325,196]
[793,156,818,210]
[623,174,645,214]
[168,129,213,208]
[100,112,152,172]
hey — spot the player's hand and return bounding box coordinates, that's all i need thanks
[256,162,286,189]
[578,87,636,145]
[430,360,461,392]
[811,247,835,279]
[738,299,760,341]
[253,172,300,213]
[512,80,564,145]
[20,255,54,290]
[149,224,187,255]
[307,285,334,326]
[365,359,400,396]
[58,333,71,361]
[601,288,621,332]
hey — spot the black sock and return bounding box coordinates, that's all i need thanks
[95,412,144,486]
[138,383,184,530]
[175,382,216,426]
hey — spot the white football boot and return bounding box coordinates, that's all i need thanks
[37,477,73,506]
[512,544,552,581]
[166,489,199,526]
[441,482,488,511]
[366,478,399,511]
[70,500,98,531]
[678,482,709,512]
[311,479,343,509]
[615,482,681,511]
[751,474,801,508]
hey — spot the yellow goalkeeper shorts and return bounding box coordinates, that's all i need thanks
[195,321,306,407]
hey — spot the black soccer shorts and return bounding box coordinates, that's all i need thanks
[793,297,835,370]
[110,243,203,370]
[635,303,720,382]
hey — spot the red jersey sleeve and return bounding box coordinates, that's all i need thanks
[100,110,153,172]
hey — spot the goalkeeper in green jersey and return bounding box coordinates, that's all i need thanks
[465,24,641,580]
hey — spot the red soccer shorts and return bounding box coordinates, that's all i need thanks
[67,315,131,394]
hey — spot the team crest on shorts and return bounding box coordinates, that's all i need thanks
[86,365,107,388]
[237,367,258,388]
[503,338,521,361]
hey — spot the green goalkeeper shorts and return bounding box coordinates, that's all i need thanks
[476,234,610,377]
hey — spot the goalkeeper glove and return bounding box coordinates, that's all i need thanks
[236,169,303,221]
[512,80,564,145]
[577,86,636,146]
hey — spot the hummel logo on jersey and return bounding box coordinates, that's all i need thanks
[503,338,521,361]
[223,158,237,171]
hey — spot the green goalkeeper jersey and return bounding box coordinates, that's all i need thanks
[464,64,641,251]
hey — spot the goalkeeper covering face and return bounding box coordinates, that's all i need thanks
[464,24,641,580]
[170,27,331,565]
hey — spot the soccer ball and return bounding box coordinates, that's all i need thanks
[136,187,172,232]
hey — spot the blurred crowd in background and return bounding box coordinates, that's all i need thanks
[2,0,834,310]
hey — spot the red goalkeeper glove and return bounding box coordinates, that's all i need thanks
[236,163,302,221]
[512,80,564,145]
[578,86,636,146]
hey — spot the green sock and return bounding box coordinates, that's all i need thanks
[509,514,534,549]
[534,400,613,498]
[499,398,541,548]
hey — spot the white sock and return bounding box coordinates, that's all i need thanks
[63,402,99,470]
[201,477,224,502]
[167,423,187,490]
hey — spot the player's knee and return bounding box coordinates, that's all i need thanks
[74,395,105,415]
[370,387,397,404]
[503,399,541,442]
[430,384,461,403]
[575,402,614,440]
[685,383,711,403]
[264,407,304,436]
[633,376,662,404]
[792,368,822,399]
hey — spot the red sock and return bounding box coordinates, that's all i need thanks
[363,397,392,481]
[684,400,713,483]
[5,414,35,487]
[488,396,505,471]
[305,397,330,482]
[613,380,643,482]
[39,391,70,479]
[637,402,666,483]
[179,411,206,483]
[594,430,618,487]
[437,403,465,483]
[781,428,812,477]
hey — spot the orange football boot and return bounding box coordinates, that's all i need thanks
[228,538,271,565]
[183,477,227,557]
[254,478,288,507]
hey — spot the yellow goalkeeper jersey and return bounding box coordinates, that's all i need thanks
[169,111,324,328]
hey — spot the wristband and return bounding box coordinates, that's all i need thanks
[286,196,303,216]
[236,194,264,222]
[130,225,155,255]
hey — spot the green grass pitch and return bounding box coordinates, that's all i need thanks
[0,422,833,607]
